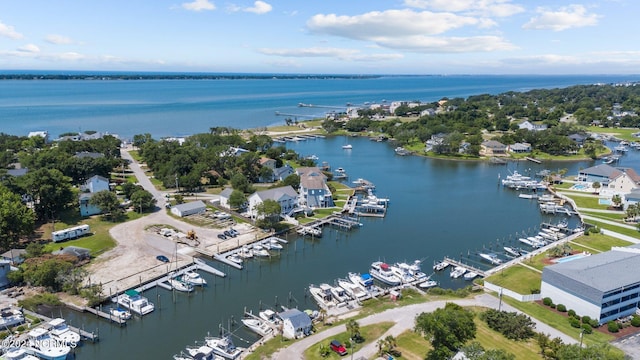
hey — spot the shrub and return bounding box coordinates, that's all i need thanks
[556,304,567,312]
[582,315,592,324]
[569,317,581,328]
[530,288,540,294]
[581,323,593,334]
[568,309,576,317]
[589,319,599,328]
[543,297,553,306]
[607,321,619,333]
[631,316,640,327]
[550,303,556,309]
[16,325,25,332]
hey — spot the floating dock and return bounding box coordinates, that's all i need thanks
[22,309,100,342]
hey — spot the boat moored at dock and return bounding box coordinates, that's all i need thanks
[370,261,402,286]
[47,318,81,345]
[113,289,155,316]
[479,253,503,265]
[25,327,71,360]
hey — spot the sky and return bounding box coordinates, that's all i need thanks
[0,0,638,75]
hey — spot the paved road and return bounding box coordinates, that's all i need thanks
[268,293,577,360]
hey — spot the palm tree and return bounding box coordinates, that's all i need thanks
[592,181,601,194]
[346,319,361,342]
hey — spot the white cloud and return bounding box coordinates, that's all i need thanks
[17,44,40,53]
[523,5,599,31]
[228,1,272,14]
[45,34,73,45]
[182,0,216,12]
[404,0,524,17]
[377,35,516,53]
[258,47,403,61]
[0,21,23,39]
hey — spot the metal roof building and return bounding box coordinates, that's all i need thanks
[541,244,640,324]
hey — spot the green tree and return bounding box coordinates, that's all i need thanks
[229,190,247,210]
[21,256,75,291]
[255,199,281,229]
[230,173,253,193]
[346,319,362,342]
[57,267,88,295]
[415,302,476,357]
[24,242,44,258]
[20,168,75,221]
[130,189,157,212]
[281,174,300,189]
[0,185,35,250]
[89,190,123,220]
[611,194,622,208]
[592,181,601,193]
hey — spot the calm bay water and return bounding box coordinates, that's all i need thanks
[8,74,640,359]
[2,74,640,139]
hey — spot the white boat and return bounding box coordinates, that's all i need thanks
[433,261,449,271]
[342,144,352,149]
[47,318,81,345]
[258,309,280,325]
[450,266,467,279]
[2,347,40,360]
[389,263,415,284]
[309,283,339,309]
[479,253,503,265]
[252,244,270,257]
[25,327,71,360]
[241,316,273,337]
[114,289,155,315]
[185,343,216,359]
[238,246,254,259]
[418,280,438,289]
[0,307,25,328]
[464,271,479,281]
[348,272,373,288]
[227,253,243,264]
[337,278,369,300]
[370,261,402,286]
[205,332,243,359]
[330,285,350,304]
[109,307,132,320]
[168,276,195,292]
[504,247,521,257]
[263,237,283,250]
[181,271,207,286]
[394,147,410,155]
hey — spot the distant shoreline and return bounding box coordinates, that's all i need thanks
[0,74,387,81]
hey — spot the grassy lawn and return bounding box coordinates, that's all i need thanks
[567,195,609,210]
[128,150,143,162]
[586,219,640,239]
[471,307,542,360]
[303,322,394,360]
[571,233,632,252]
[484,265,542,295]
[587,126,639,141]
[394,330,431,359]
[580,210,625,221]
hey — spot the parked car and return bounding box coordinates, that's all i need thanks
[329,340,347,356]
[156,255,170,263]
[229,228,240,236]
[217,233,227,240]
[223,230,232,237]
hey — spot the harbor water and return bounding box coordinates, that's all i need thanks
[63,135,618,359]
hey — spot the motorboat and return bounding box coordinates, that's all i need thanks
[263,237,283,250]
[205,332,243,359]
[503,247,521,257]
[258,309,280,325]
[184,343,216,359]
[25,327,71,360]
[2,347,39,360]
[389,263,415,284]
[181,271,207,286]
[450,266,467,279]
[342,144,352,149]
[348,272,373,289]
[433,261,449,271]
[329,284,350,304]
[252,244,270,257]
[238,246,254,259]
[464,272,479,281]
[241,316,273,337]
[418,280,438,289]
[0,307,25,328]
[168,275,195,292]
[337,278,369,300]
[479,253,503,265]
[227,253,243,264]
[308,283,339,309]
[47,318,81,345]
[394,147,410,156]
[109,307,132,320]
[370,261,402,286]
[405,260,429,281]
[113,289,155,315]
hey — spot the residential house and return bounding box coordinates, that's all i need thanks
[1,249,26,265]
[425,133,446,152]
[258,158,277,182]
[171,200,207,217]
[296,167,334,208]
[218,188,235,209]
[608,168,640,194]
[568,133,587,146]
[5,168,28,177]
[53,246,91,261]
[278,308,312,339]
[28,131,49,143]
[577,164,631,187]
[0,260,10,289]
[79,175,111,217]
[247,186,298,219]
[508,142,532,153]
[273,164,295,182]
[74,151,105,159]
[480,140,507,157]
[222,146,250,157]
[541,244,640,325]
[518,121,547,131]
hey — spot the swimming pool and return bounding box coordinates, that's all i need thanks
[599,198,612,205]
[554,253,588,263]
[570,183,590,191]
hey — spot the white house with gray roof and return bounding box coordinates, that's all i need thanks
[247,185,298,219]
[278,308,312,339]
[171,200,207,217]
[540,244,640,325]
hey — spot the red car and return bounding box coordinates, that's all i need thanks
[330,340,348,356]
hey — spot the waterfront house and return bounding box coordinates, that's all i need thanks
[222,146,250,157]
[480,140,507,157]
[518,121,547,131]
[171,200,207,217]
[218,188,234,209]
[278,308,312,339]
[577,164,640,191]
[273,164,295,182]
[28,131,49,143]
[296,167,334,208]
[508,142,532,153]
[247,186,299,219]
[568,133,587,146]
[79,175,111,217]
[540,244,640,325]
[258,158,277,182]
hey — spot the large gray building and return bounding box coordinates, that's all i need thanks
[541,244,640,324]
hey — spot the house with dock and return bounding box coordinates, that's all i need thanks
[540,244,640,325]
[278,308,312,339]
[247,186,299,219]
[296,167,334,208]
[480,140,507,157]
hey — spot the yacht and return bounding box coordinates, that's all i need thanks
[503,247,521,257]
[113,289,155,315]
[0,307,25,328]
[464,271,479,281]
[47,318,81,345]
[184,343,216,360]
[25,327,71,360]
[238,246,254,259]
[241,316,273,337]
[2,347,40,360]
[370,261,402,286]
[308,283,339,309]
[109,307,132,320]
[450,266,467,279]
[348,272,373,289]
[252,244,270,257]
[418,279,438,289]
[433,261,450,271]
[168,276,195,292]
[390,263,417,284]
[263,237,284,250]
[329,284,350,304]
[258,309,280,325]
[479,253,503,265]
[342,144,352,149]
[205,332,243,359]
[181,271,207,286]
[227,253,243,264]
[337,278,369,300]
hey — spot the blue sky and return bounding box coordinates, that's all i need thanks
[0,0,637,74]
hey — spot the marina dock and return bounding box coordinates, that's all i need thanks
[22,309,99,342]
[66,303,128,326]
[441,257,487,278]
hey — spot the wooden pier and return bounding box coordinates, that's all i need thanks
[442,257,487,278]
[22,309,100,342]
[65,303,128,326]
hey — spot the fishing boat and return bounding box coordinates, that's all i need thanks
[370,261,402,286]
[241,316,273,337]
[348,272,373,288]
[464,271,479,281]
[342,144,352,149]
[205,331,244,359]
[25,327,71,360]
[259,309,280,325]
[389,263,416,284]
[418,279,438,289]
[47,318,81,345]
[503,246,521,257]
[168,275,195,292]
[252,244,270,257]
[181,271,207,286]
[2,347,39,360]
[308,283,339,309]
[184,343,216,360]
[227,253,243,264]
[433,261,450,271]
[109,307,132,320]
[450,266,467,279]
[113,289,155,315]
[337,278,369,300]
[479,253,503,265]
[330,285,350,304]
